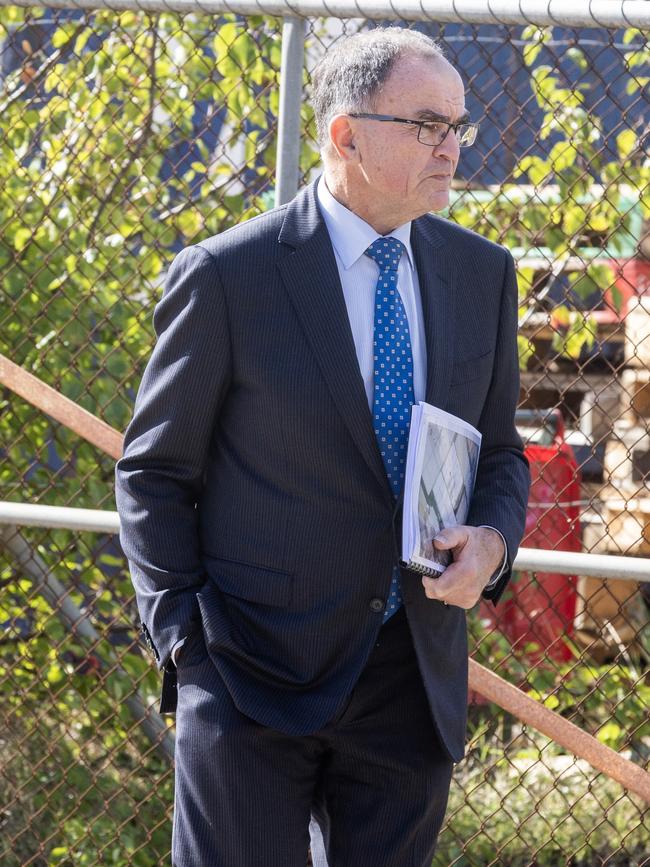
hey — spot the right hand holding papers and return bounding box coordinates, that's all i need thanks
[420,525,506,609]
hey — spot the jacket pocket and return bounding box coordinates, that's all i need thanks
[202,554,293,607]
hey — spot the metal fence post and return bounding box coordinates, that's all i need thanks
[275,16,306,207]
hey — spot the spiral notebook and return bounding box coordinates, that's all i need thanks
[401,401,482,576]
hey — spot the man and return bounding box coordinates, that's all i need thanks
[115,26,530,866]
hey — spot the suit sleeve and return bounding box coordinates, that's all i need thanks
[115,244,231,670]
[466,249,530,604]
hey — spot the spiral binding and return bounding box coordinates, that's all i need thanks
[399,560,439,577]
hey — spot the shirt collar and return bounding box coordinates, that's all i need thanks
[316,175,415,271]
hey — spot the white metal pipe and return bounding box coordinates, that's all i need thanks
[2,501,649,581]
[0,501,120,534]
[276,17,306,207]
[0,0,648,27]
[516,547,650,582]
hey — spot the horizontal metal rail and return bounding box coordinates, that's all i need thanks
[0,501,121,534]
[0,0,648,27]
[1,501,649,582]
[514,547,650,581]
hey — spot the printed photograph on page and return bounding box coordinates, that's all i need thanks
[412,414,481,572]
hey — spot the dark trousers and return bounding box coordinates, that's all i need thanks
[171,606,454,867]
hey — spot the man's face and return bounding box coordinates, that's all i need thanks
[350,54,467,226]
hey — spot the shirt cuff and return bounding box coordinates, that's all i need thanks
[478,525,508,589]
[171,636,187,665]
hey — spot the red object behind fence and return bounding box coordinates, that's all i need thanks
[476,410,582,675]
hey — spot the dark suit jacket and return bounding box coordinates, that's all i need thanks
[115,178,530,762]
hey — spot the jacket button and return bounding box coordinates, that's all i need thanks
[369,598,385,613]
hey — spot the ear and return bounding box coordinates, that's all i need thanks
[328,114,360,162]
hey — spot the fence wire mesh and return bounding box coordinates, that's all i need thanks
[0,4,648,865]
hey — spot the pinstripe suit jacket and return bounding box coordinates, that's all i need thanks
[115,178,529,762]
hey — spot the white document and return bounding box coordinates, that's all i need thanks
[401,401,482,576]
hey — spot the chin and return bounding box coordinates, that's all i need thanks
[426,191,450,213]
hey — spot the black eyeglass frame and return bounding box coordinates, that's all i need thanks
[348,113,479,147]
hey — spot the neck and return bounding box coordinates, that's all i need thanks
[323,170,401,236]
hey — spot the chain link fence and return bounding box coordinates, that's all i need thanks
[0,2,648,864]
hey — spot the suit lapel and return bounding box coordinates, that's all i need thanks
[277,182,393,503]
[411,217,455,411]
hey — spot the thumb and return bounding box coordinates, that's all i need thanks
[433,526,467,550]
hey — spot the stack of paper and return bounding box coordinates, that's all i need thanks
[401,402,482,576]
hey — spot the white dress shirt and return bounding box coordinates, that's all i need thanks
[316,173,428,407]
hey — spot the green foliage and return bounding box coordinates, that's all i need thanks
[0,9,290,456]
[437,746,649,865]
[469,603,649,755]
[460,605,650,863]
[0,9,309,862]
[0,536,172,865]
[450,25,649,366]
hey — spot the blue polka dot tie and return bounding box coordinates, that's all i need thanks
[365,236,415,622]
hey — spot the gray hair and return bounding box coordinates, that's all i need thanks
[311,27,446,148]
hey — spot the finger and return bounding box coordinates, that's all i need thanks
[423,561,470,596]
[422,574,443,599]
[421,564,463,599]
[432,526,469,551]
[422,575,480,609]
[422,560,482,606]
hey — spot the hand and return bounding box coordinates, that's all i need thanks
[421,525,505,609]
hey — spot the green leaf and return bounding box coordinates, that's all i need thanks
[623,28,643,44]
[51,25,76,49]
[626,76,649,95]
[597,721,622,747]
[522,41,543,67]
[517,335,535,371]
[549,141,578,174]
[617,129,639,159]
[46,663,65,685]
[13,227,32,251]
[517,155,551,186]
[625,50,648,69]
[610,283,624,315]
[579,263,614,295]
[566,47,588,71]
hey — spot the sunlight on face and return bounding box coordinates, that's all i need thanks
[353,55,467,225]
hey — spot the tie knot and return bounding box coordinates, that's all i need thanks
[364,236,405,273]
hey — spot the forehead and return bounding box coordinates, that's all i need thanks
[376,54,466,119]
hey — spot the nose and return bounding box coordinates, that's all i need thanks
[433,127,460,163]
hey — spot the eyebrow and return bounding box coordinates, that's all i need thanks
[415,110,471,124]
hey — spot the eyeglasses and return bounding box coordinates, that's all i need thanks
[348,113,479,148]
